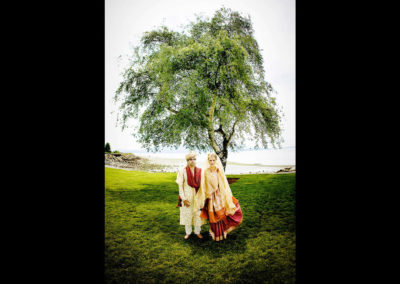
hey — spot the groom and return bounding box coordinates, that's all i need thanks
[176,151,204,239]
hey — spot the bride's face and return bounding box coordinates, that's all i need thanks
[208,157,216,167]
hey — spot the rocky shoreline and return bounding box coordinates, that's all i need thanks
[276,166,296,173]
[105,153,164,172]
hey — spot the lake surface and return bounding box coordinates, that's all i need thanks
[137,147,296,174]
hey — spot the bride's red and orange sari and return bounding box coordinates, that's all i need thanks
[193,153,242,241]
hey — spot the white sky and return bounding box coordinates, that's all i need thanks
[105,0,295,152]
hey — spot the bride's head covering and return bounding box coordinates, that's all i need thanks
[193,153,236,215]
[204,152,224,172]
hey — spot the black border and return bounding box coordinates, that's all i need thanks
[9,0,373,282]
[12,1,106,281]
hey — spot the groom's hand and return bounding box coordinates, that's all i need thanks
[183,200,190,207]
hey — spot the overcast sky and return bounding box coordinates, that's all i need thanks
[105,0,295,152]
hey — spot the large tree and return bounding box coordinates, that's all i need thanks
[114,7,283,170]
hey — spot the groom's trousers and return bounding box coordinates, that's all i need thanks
[185,225,201,235]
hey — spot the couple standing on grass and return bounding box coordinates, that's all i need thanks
[176,151,243,241]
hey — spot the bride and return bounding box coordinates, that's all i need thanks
[193,153,243,241]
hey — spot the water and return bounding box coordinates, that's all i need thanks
[136,147,295,174]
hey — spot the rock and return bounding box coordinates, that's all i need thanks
[105,152,143,170]
[276,166,296,173]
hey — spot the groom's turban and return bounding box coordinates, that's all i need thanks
[185,151,197,161]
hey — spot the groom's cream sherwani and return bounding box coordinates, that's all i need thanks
[176,167,205,226]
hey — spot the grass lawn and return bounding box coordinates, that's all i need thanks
[105,167,296,283]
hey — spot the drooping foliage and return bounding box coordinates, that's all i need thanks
[115,7,283,169]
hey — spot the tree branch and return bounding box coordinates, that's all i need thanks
[215,123,227,141]
[207,92,221,153]
[227,117,240,144]
[214,60,222,90]
[167,106,178,114]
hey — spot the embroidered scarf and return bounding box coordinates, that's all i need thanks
[186,166,201,193]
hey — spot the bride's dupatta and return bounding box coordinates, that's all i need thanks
[193,154,236,217]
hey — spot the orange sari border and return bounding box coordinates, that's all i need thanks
[200,196,239,221]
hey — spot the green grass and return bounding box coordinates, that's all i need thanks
[105,168,296,284]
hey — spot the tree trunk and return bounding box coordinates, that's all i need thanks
[217,145,229,172]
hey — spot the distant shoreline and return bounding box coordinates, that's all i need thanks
[144,156,294,167]
[104,165,295,175]
[105,152,295,174]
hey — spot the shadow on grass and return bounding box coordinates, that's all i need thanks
[171,223,248,257]
[107,184,275,259]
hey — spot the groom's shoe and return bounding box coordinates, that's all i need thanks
[184,234,191,239]
[196,233,203,239]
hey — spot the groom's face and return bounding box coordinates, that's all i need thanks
[187,157,196,167]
